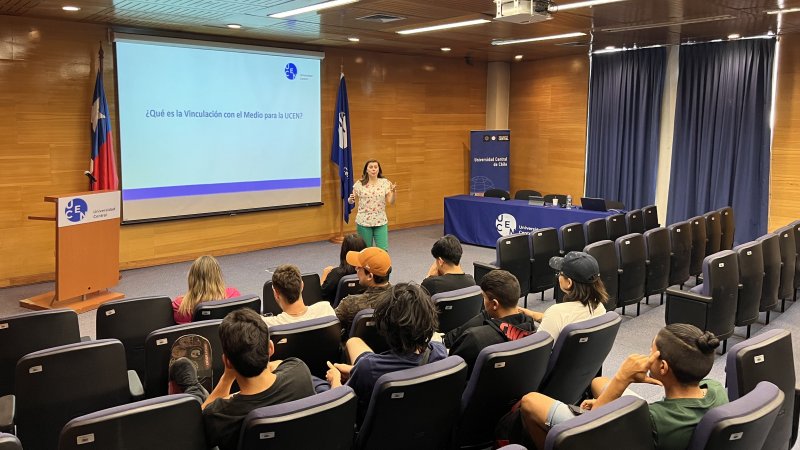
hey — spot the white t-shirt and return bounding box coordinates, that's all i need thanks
[262,301,336,327]
[538,301,606,343]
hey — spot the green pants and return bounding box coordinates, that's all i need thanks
[357,224,389,250]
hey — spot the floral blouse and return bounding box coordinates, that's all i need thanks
[354,178,392,227]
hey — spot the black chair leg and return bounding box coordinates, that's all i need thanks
[636,303,640,316]
[720,339,727,354]
[541,291,544,302]
[781,298,786,313]
[621,305,626,316]
[645,295,649,305]
[680,283,684,290]
[746,324,751,339]
[660,292,664,305]
[766,309,771,325]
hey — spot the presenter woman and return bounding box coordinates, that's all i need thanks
[348,159,396,250]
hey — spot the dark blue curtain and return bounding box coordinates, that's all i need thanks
[585,47,666,209]
[666,39,774,243]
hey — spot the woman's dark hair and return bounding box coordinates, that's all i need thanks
[359,159,383,185]
[373,283,438,354]
[655,324,720,384]
[340,234,367,272]
[431,234,463,266]
[562,277,608,310]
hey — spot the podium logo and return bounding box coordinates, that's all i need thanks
[284,63,298,80]
[65,198,89,223]
[495,213,517,237]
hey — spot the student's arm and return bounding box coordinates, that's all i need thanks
[593,351,661,409]
[517,306,543,322]
[201,366,236,409]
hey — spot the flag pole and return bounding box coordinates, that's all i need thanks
[329,65,348,244]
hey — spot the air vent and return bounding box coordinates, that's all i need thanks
[357,13,405,23]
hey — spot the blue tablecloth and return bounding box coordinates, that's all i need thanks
[444,195,614,247]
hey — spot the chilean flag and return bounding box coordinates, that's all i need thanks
[330,74,354,223]
[90,52,119,191]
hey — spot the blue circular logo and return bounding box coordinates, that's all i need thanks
[65,198,88,223]
[284,63,298,80]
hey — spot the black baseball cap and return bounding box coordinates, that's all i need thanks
[549,251,600,284]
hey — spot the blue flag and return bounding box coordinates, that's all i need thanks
[331,74,355,223]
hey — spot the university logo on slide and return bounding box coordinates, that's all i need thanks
[65,198,89,223]
[284,63,298,80]
[495,213,517,237]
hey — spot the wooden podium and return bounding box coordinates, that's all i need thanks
[21,190,124,313]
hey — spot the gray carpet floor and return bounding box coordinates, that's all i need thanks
[2,224,800,408]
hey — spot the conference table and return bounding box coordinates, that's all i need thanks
[444,195,614,247]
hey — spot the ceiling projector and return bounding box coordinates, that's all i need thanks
[494,0,554,24]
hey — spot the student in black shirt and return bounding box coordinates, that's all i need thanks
[421,234,476,296]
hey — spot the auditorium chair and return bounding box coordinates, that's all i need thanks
[262,273,326,316]
[355,356,467,450]
[757,233,781,324]
[269,316,342,379]
[615,233,647,316]
[704,210,722,257]
[625,209,645,234]
[457,333,553,449]
[474,233,531,305]
[349,309,390,355]
[726,329,800,450]
[333,273,364,308]
[4,339,142,450]
[484,189,510,200]
[688,215,707,283]
[688,381,783,450]
[556,223,586,301]
[544,396,653,450]
[665,250,738,353]
[605,214,627,241]
[733,241,763,338]
[543,194,568,207]
[667,221,692,290]
[530,228,559,302]
[0,433,21,450]
[775,224,797,312]
[430,285,484,334]
[583,218,608,245]
[584,240,619,311]
[605,200,625,210]
[143,320,224,398]
[193,294,261,321]
[792,220,800,302]
[239,386,357,450]
[514,189,542,200]
[642,204,660,230]
[538,312,622,405]
[59,394,206,450]
[643,227,670,305]
[718,206,735,250]
[0,309,81,397]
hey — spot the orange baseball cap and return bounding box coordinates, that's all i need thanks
[346,247,392,276]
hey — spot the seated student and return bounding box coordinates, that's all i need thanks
[517,251,607,343]
[443,269,535,375]
[263,264,335,327]
[320,233,367,302]
[519,324,728,450]
[172,255,241,324]
[326,283,447,423]
[334,247,392,332]
[421,234,476,296]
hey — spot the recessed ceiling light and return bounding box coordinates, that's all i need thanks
[491,32,587,46]
[347,36,360,42]
[441,47,451,52]
[551,0,629,11]
[62,5,80,11]
[766,7,800,14]
[226,24,242,29]
[397,19,490,35]
[728,33,741,39]
[514,55,523,60]
[270,0,359,19]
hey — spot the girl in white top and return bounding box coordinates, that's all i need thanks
[519,251,608,343]
[348,159,396,250]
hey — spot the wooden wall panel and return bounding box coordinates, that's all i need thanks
[770,33,800,231]
[0,15,486,287]
[508,55,590,201]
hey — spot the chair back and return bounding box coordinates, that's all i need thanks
[605,200,625,210]
[584,240,618,310]
[615,233,647,309]
[667,221,692,287]
[699,250,739,341]
[0,309,81,397]
[688,381,783,450]
[718,206,735,250]
[583,218,609,245]
[193,294,261,321]
[269,316,342,379]
[733,241,763,327]
[495,233,532,298]
[16,340,131,450]
[643,227,671,297]
[625,209,645,234]
[642,204,659,230]
[59,394,206,450]
[726,329,796,450]
[333,274,365,308]
[531,228,559,294]
[239,386,357,450]
[689,215,707,277]
[757,233,781,312]
[514,189,542,200]
[0,434,21,450]
[606,214,627,241]
[544,194,567,207]
[775,225,797,300]
[431,286,484,334]
[793,220,800,292]
[484,189,510,200]
[457,333,553,448]
[559,222,586,255]
[539,312,622,405]
[263,273,324,315]
[356,356,467,450]
[144,320,224,398]
[544,396,653,450]
[349,309,390,354]
[704,210,723,256]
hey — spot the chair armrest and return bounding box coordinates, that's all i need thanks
[665,288,711,329]
[128,370,144,400]
[473,262,498,284]
[0,394,14,432]
[792,388,800,447]
[665,287,711,303]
